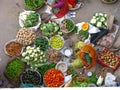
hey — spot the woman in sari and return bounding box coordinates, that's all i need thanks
[45,0,69,18]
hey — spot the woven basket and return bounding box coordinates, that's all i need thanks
[4,57,25,87]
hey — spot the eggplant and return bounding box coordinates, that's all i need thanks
[90,28,108,44]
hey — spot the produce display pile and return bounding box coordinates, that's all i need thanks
[2,0,120,88]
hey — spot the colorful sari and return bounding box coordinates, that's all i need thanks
[52,0,69,18]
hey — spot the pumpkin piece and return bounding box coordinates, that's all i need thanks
[81,22,89,31]
[77,44,97,69]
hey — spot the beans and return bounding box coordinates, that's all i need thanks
[16,28,36,45]
[50,35,64,49]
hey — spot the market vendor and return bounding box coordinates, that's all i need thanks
[45,0,69,18]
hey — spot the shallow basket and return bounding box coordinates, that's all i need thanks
[20,69,42,86]
[4,39,24,57]
[19,11,41,31]
[4,57,25,87]
[50,35,65,50]
[43,68,65,87]
[60,19,75,34]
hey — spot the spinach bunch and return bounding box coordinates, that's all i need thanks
[67,66,78,78]
[65,19,74,31]
[73,81,88,87]
[37,63,56,76]
[5,59,24,80]
[24,0,45,10]
[24,12,39,27]
[86,73,98,84]
[34,36,49,52]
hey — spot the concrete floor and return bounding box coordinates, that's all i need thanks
[0,0,120,88]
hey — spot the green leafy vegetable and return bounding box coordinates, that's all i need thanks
[5,58,24,80]
[34,36,49,52]
[83,52,92,64]
[41,21,59,37]
[24,12,39,27]
[73,26,78,33]
[37,63,56,76]
[65,19,74,31]
[72,81,88,87]
[79,30,89,40]
[67,66,78,78]
[24,0,45,10]
[86,73,98,84]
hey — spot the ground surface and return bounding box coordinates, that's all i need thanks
[0,0,120,88]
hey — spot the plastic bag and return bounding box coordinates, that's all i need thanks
[104,73,117,86]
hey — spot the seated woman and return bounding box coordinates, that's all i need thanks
[45,0,69,18]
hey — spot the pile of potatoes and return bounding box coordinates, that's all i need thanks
[16,28,36,45]
[99,49,119,67]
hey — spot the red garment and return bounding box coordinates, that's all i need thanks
[68,0,76,8]
[53,0,69,18]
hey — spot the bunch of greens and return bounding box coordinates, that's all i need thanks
[24,0,45,10]
[72,81,88,87]
[24,12,39,27]
[21,70,41,85]
[73,26,78,33]
[67,66,78,78]
[83,52,92,64]
[37,63,56,76]
[22,46,47,70]
[65,19,74,31]
[5,58,24,81]
[41,21,59,36]
[34,36,49,52]
[79,30,89,40]
[86,73,98,84]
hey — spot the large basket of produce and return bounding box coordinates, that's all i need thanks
[4,57,25,87]
[60,19,75,34]
[24,0,45,10]
[40,21,59,37]
[46,49,62,63]
[16,28,36,46]
[50,35,65,50]
[19,11,41,30]
[97,48,120,70]
[43,68,64,87]
[22,46,47,70]
[34,36,50,52]
[20,69,42,87]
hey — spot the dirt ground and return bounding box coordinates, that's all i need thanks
[0,0,120,88]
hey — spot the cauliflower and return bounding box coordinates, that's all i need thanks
[96,22,102,28]
[90,19,96,24]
